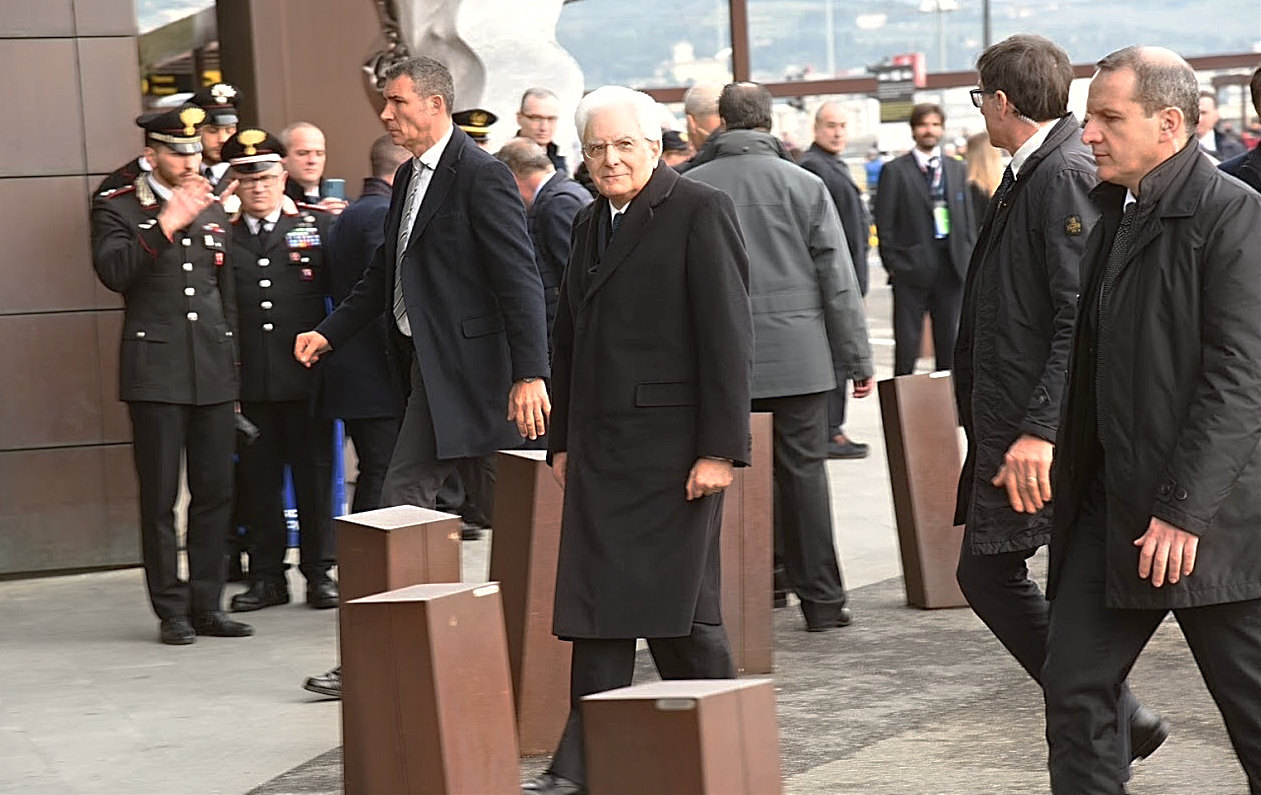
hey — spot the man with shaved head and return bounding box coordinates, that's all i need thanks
[1045,45,1261,792]
[673,82,723,174]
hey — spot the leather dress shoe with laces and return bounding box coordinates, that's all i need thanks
[191,611,254,637]
[230,580,290,612]
[159,617,196,645]
[828,436,870,459]
[521,771,585,795]
[303,666,342,698]
[1130,706,1170,762]
[804,606,853,632]
[306,579,339,609]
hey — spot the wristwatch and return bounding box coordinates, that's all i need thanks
[521,376,540,383]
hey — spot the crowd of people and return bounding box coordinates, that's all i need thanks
[88,37,1261,794]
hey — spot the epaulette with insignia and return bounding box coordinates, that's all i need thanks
[135,175,158,208]
[295,201,330,215]
[98,185,137,200]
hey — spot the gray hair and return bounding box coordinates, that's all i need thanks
[683,83,722,119]
[520,87,559,110]
[495,137,554,176]
[574,86,663,144]
[1096,46,1199,142]
[383,56,455,118]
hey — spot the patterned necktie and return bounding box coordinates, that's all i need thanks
[611,211,623,235]
[394,162,427,336]
[993,164,1016,206]
[925,156,942,197]
[1095,203,1138,444]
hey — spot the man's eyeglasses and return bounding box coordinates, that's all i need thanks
[238,173,281,188]
[520,114,559,124]
[581,138,642,160]
[970,88,998,108]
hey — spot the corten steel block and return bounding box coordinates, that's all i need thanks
[719,412,774,675]
[488,449,571,755]
[343,583,520,795]
[336,505,462,604]
[583,679,783,795]
[878,373,968,609]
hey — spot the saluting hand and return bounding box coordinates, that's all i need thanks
[157,173,216,238]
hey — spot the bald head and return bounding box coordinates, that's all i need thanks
[1096,45,1199,141]
[683,83,722,149]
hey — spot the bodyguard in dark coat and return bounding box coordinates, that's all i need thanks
[525,86,752,795]
[874,103,978,375]
[320,136,410,513]
[1219,63,1261,193]
[90,105,251,645]
[219,128,339,614]
[1045,47,1261,794]
[953,35,1166,776]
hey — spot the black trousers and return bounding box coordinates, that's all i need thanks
[891,243,963,376]
[826,365,849,437]
[957,540,1139,781]
[751,392,847,626]
[128,401,234,620]
[1044,481,1261,794]
[379,356,496,514]
[344,416,401,513]
[548,622,736,785]
[236,400,334,586]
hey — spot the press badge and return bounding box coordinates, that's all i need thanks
[932,199,951,238]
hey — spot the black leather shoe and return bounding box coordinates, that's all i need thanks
[805,606,853,632]
[191,611,254,637]
[827,437,870,459]
[307,579,339,610]
[303,666,342,698]
[159,617,195,645]
[230,580,290,612]
[1130,706,1170,761]
[521,771,585,794]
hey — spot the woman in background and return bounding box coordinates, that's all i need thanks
[965,131,1004,231]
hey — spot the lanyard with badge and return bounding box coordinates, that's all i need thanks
[927,156,951,239]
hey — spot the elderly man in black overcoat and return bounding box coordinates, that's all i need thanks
[523,85,753,795]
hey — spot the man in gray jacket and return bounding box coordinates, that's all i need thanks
[688,82,874,630]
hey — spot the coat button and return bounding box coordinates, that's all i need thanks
[1174,488,1188,501]
[258,279,271,288]
[1157,483,1171,496]
[182,238,191,246]
[258,257,270,267]
[184,287,195,296]
[135,330,146,338]
[182,262,193,272]
[262,323,274,331]
[260,300,273,309]
[186,311,198,321]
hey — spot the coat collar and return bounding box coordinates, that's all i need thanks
[1016,114,1082,178]
[580,163,679,303]
[709,129,797,162]
[398,124,472,250]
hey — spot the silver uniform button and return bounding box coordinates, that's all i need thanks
[262,323,274,331]
[182,262,193,272]
[135,331,146,338]
[184,287,195,296]
[186,311,198,321]
[182,238,191,246]
[259,279,271,288]
[258,257,270,267]
[260,301,273,309]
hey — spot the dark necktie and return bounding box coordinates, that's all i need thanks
[1095,203,1138,443]
[611,211,624,236]
[993,164,1016,206]
[925,156,942,197]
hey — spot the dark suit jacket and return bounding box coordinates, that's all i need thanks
[874,151,977,286]
[230,202,333,404]
[549,164,753,639]
[320,178,405,420]
[316,125,548,459]
[798,143,869,296]
[529,172,592,338]
[91,176,238,405]
[1220,145,1261,193]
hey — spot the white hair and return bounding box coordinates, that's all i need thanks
[574,86,663,144]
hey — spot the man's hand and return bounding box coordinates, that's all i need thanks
[1135,516,1199,587]
[852,377,874,399]
[157,173,216,238]
[991,434,1055,514]
[508,379,550,439]
[317,197,348,215]
[551,451,567,490]
[686,457,734,501]
[293,331,332,367]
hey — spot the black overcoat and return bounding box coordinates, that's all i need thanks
[91,176,238,406]
[548,164,753,639]
[1051,141,1261,609]
[316,126,549,459]
[953,116,1097,554]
